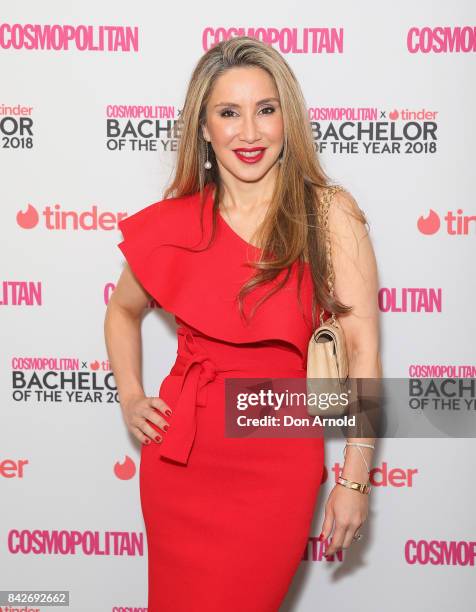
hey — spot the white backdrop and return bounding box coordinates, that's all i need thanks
[1,2,475,611]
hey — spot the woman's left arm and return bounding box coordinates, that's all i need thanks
[318,188,382,557]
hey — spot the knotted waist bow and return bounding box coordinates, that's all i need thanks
[158,326,305,466]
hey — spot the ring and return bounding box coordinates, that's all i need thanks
[352,532,363,542]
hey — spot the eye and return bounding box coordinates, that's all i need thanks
[259,106,275,115]
[219,106,276,118]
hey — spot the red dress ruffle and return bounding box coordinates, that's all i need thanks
[117,182,317,363]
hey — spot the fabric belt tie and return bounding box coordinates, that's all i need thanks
[158,329,226,466]
[158,327,306,466]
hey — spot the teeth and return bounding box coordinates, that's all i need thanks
[237,150,263,157]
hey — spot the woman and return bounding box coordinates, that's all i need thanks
[105,36,380,611]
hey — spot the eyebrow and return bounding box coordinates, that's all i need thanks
[213,97,280,108]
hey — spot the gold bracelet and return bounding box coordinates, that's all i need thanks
[337,476,371,495]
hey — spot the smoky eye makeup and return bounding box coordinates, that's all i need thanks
[219,105,276,118]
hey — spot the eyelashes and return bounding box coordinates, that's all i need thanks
[220,106,276,118]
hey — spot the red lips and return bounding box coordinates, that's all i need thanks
[233,147,266,152]
[233,147,266,164]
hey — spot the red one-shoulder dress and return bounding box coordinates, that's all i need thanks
[117,182,325,612]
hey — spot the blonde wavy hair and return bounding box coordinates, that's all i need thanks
[163,35,368,328]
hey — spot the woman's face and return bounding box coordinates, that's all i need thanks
[201,66,284,184]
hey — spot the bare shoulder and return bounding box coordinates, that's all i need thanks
[325,186,369,247]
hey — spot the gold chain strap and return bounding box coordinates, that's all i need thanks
[318,185,345,326]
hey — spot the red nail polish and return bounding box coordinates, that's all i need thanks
[155,435,162,443]
[144,439,150,445]
[318,532,324,541]
[163,424,169,431]
[165,409,172,416]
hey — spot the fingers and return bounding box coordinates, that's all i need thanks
[137,397,173,444]
[131,426,154,446]
[325,521,362,556]
[319,506,335,545]
[124,395,173,445]
[341,524,362,550]
[324,525,346,557]
[138,419,167,444]
[150,396,173,419]
[140,397,172,434]
[324,516,363,556]
[320,491,365,556]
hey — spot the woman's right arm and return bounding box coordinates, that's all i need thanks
[104,264,171,445]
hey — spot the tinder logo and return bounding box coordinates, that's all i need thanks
[417,209,440,234]
[417,209,476,235]
[16,204,40,229]
[114,455,136,480]
[16,203,127,230]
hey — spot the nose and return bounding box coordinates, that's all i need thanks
[239,111,261,143]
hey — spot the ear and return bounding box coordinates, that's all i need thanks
[201,123,210,143]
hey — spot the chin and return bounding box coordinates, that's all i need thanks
[235,161,279,178]
[218,155,279,183]
[233,169,273,183]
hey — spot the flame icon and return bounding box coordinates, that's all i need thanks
[389,109,399,120]
[17,204,39,229]
[90,360,100,371]
[417,209,440,235]
[114,455,136,480]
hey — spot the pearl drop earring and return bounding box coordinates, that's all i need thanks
[204,141,212,170]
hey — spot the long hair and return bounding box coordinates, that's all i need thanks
[163,35,368,328]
